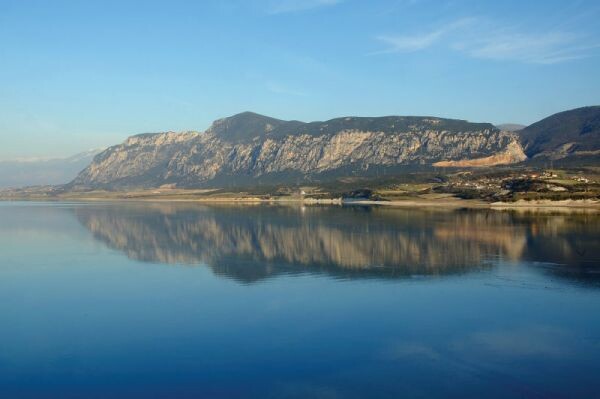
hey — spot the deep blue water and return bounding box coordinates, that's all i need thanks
[1,202,599,398]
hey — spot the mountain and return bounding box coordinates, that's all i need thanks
[0,149,103,189]
[518,106,600,160]
[496,123,526,132]
[67,107,600,190]
[70,113,525,189]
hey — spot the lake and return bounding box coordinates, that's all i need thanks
[1,202,599,398]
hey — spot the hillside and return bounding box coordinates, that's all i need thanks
[519,106,600,160]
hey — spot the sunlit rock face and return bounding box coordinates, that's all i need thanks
[70,112,524,189]
[73,204,600,283]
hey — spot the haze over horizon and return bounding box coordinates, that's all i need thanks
[1,0,599,160]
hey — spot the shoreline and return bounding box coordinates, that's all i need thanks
[1,195,598,209]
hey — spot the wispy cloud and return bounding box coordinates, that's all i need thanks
[374,18,600,64]
[458,31,600,64]
[376,30,444,53]
[374,18,473,54]
[267,0,342,14]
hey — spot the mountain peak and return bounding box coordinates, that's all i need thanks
[208,112,287,141]
[230,111,278,119]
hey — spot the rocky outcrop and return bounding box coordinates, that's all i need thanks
[433,141,526,167]
[71,112,525,189]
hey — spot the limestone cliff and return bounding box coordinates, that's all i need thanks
[71,112,525,189]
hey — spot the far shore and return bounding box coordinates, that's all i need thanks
[1,192,599,210]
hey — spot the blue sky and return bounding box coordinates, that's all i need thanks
[1,0,599,160]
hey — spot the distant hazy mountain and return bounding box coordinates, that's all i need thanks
[496,123,526,132]
[518,106,600,160]
[0,149,102,189]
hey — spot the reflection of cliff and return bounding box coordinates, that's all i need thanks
[511,211,600,282]
[74,204,600,283]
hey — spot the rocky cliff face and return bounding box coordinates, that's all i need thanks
[71,112,525,189]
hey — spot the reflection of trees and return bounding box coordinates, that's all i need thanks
[74,204,600,283]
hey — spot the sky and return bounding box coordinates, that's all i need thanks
[1,0,599,160]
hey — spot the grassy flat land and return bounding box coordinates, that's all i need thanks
[1,168,599,208]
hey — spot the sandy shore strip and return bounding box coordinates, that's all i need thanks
[3,194,598,209]
[490,199,600,209]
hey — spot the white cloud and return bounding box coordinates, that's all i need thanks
[375,18,600,64]
[267,0,342,14]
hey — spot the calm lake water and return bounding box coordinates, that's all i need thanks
[1,202,599,398]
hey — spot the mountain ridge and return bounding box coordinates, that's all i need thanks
[68,106,599,190]
[70,113,518,190]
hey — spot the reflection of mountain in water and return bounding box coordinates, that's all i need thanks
[74,204,600,283]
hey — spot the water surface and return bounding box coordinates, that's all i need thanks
[1,202,599,398]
